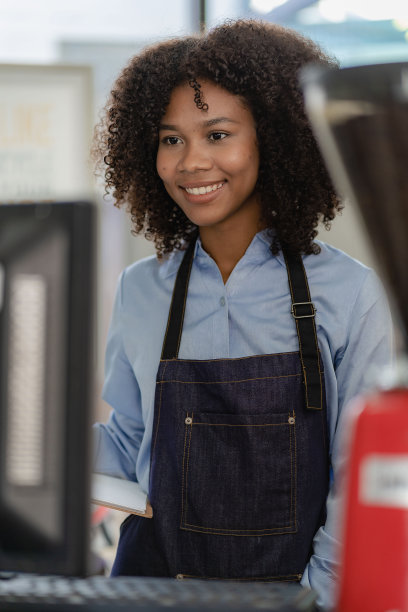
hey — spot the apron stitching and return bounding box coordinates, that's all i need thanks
[180,525,297,535]
[284,252,323,410]
[176,246,195,357]
[300,257,323,410]
[160,350,317,362]
[293,409,298,529]
[189,423,289,427]
[178,573,302,581]
[180,412,190,527]
[152,359,169,457]
[320,405,328,452]
[162,274,179,358]
[302,366,308,406]
[156,374,302,385]
[184,522,296,536]
[282,257,308,408]
[183,412,194,528]
[289,412,294,525]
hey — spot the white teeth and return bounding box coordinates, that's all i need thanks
[185,182,224,195]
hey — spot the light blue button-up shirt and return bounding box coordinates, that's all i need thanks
[94,230,393,609]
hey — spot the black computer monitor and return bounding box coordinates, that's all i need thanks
[0,202,95,576]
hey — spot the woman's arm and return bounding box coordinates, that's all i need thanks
[93,271,145,482]
[302,269,395,610]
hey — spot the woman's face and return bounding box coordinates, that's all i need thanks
[156,80,260,234]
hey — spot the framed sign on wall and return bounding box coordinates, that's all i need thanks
[0,64,93,202]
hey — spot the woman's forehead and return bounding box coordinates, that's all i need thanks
[161,80,254,124]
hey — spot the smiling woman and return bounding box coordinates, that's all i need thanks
[92,19,394,611]
[156,81,261,279]
[93,20,340,257]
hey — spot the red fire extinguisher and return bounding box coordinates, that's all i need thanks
[337,375,408,612]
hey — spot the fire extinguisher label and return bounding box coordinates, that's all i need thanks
[360,454,408,508]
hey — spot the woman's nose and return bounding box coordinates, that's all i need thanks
[176,142,213,172]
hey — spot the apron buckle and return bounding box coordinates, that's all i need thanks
[291,301,316,319]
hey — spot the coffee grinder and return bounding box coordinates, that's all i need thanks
[302,62,408,612]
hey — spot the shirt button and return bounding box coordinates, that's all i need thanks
[219,296,226,307]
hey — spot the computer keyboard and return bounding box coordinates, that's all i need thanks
[0,573,317,611]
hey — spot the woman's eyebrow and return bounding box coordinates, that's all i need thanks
[204,117,239,127]
[159,117,239,131]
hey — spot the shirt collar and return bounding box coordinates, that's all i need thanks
[256,229,287,268]
[158,228,286,279]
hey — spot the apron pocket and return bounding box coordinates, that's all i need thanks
[180,411,297,536]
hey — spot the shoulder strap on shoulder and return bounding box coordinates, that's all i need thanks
[283,250,323,411]
[161,236,197,360]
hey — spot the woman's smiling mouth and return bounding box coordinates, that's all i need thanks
[179,181,226,204]
[184,182,225,195]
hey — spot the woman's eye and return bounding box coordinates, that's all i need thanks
[209,132,228,141]
[162,136,182,145]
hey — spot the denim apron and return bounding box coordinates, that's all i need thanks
[111,237,329,581]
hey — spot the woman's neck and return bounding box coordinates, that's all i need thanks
[199,215,266,284]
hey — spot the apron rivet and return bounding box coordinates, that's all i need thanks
[185,417,193,425]
[288,416,295,424]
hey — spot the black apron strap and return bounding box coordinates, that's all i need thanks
[283,250,323,411]
[161,236,197,360]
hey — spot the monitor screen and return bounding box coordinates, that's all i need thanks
[0,202,95,576]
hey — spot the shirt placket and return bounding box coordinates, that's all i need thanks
[197,255,230,358]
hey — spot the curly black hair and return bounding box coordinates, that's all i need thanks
[94,19,341,256]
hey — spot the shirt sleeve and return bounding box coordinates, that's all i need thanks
[93,271,145,482]
[301,269,395,610]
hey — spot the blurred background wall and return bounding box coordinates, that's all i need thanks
[1,0,407,419]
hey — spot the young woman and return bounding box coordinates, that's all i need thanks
[93,20,393,609]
